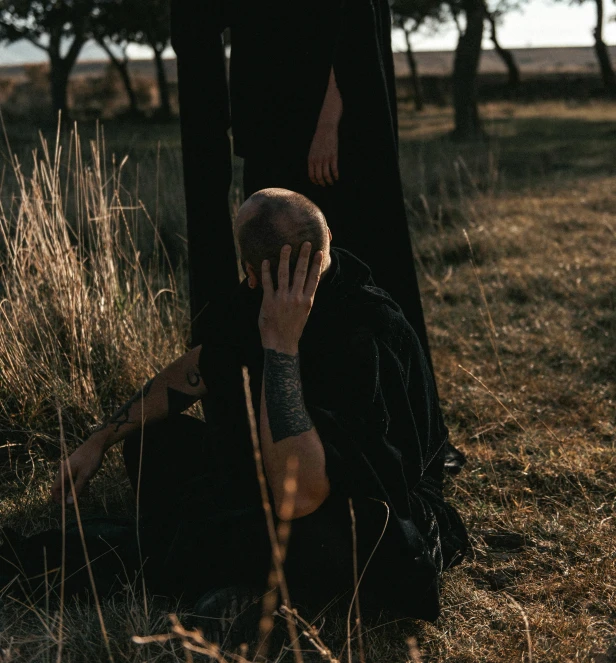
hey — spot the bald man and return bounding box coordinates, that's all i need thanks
[47,189,467,636]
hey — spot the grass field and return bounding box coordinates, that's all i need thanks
[0,101,615,661]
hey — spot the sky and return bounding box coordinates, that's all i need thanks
[0,0,615,65]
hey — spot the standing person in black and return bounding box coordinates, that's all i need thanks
[172,0,466,473]
[47,189,467,636]
[172,0,432,366]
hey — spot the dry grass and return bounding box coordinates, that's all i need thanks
[0,102,615,661]
[0,124,187,532]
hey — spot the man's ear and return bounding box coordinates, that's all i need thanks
[246,263,259,289]
[328,227,333,242]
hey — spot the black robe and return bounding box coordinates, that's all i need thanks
[171,0,435,375]
[198,248,468,619]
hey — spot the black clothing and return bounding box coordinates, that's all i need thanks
[122,416,356,607]
[0,250,466,621]
[171,0,435,375]
[197,248,468,619]
[171,0,239,344]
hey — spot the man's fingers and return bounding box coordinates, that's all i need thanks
[305,250,324,297]
[262,259,274,297]
[278,245,291,292]
[292,241,312,294]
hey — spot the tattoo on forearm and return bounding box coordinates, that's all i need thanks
[167,387,197,415]
[186,369,201,388]
[264,350,313,443]
[99,378,155,433]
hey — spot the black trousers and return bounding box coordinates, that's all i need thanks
[123,415,357,607]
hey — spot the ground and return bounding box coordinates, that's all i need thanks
[0,101,614,661]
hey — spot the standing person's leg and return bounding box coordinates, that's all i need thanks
[171,0,239,345]
[328,135,434,372]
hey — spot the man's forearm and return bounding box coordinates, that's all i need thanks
[263,349,313,442]
[92,346,206,451]
[261,348,330,518]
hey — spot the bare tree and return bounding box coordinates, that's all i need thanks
[97,0,173,119]
[484,1,521,91]
[591,0,616,93]
[394,16,426,110]
[93,1,140,116]
[392,0,448,111]
[451,0,486,139]
[555,0,616,94]
[134,0,172,119]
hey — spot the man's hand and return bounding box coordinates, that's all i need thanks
[259,242,323,353]
[51,434,107,505]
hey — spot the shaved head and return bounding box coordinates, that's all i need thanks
[235,188,330,284]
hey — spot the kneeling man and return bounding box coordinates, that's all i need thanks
[51,188,468,621]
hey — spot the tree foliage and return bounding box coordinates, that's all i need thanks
[0,0,172,119]
[0,0,97,118]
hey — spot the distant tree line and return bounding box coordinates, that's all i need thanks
[392,0,616,139]
[0,0,171,120]
[0,0,614,137]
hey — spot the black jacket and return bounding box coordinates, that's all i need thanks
[198,249,468,619]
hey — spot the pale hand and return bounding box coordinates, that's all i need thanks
[259,242,323,353]
[308,123,339,187]
[51,434,107,505]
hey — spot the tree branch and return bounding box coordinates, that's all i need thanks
[25,35,49,54]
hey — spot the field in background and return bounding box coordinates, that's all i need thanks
[1,45,615,122]
[0,100,615,661]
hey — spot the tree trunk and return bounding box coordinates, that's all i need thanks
[488,13,520,92]
[49,57,71,122]
[99,39,139,115]
[153,45,172,119]
[403,24,424,111]
[46,29,86,123]
[593,0,616,94]
[452,0,485,140]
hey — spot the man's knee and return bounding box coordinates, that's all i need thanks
[122,414,207,489]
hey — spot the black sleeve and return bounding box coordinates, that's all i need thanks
[303,332,397,499]
[304,327,468,571]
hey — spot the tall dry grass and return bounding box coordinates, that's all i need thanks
[0,123,188,451]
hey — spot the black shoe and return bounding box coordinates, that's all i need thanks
[192,586,266,647]
[443,442,467,475]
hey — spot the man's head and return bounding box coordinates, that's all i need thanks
[235,188,332,288]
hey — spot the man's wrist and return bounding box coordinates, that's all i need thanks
[262,340,299,355]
